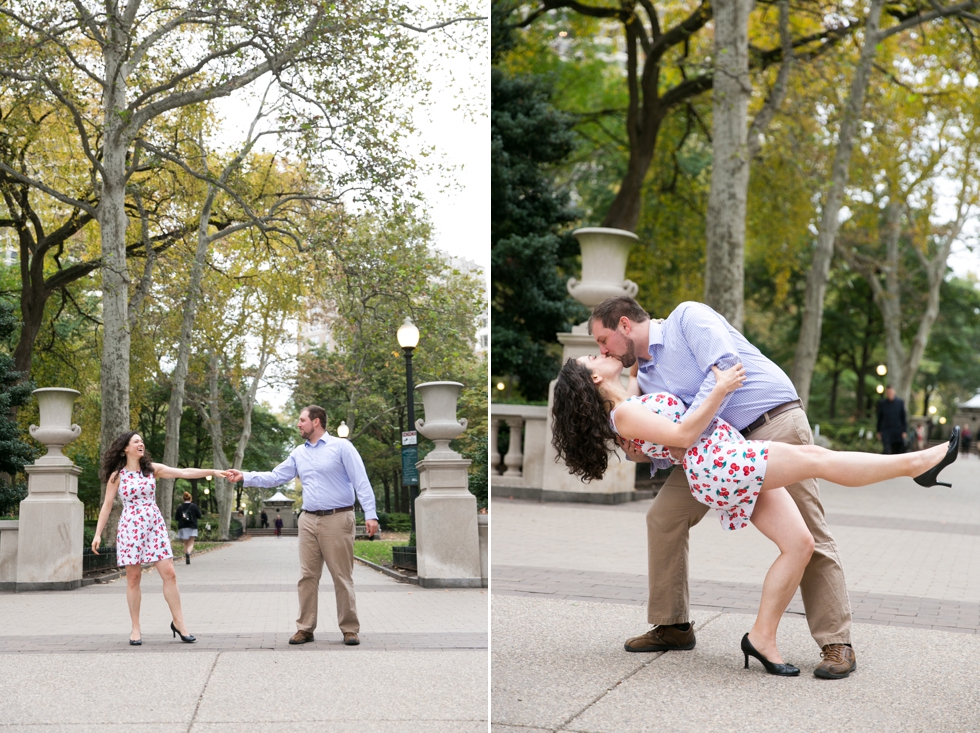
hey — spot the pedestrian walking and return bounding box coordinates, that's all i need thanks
[261,510,269,529]
[91,431,229,645]
[226,405,378,646]
[877,385,908,454]
[962,425,972,455]
[275,511,283,537]
[915,423,926,451]
[175,491,202,564]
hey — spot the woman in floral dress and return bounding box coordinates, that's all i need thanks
[91,431,229,645]
[552,354,958,675]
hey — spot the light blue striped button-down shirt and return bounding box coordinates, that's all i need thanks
[242,434,378,520]
[637,301,799,432]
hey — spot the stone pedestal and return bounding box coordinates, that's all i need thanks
[539,227,639,503]
[13,387,85,591]
[414,381,482,588]
[415,454,481,588]
[15,465,84,591]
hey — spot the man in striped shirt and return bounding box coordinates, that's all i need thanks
[589,296,856,680]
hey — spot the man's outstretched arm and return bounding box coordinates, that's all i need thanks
[226,455,298,487]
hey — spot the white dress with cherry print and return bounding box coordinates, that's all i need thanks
[115,469,174,566]
[610,393,771,530]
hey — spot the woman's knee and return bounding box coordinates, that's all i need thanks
[126,569,141,587]
[791,531,815,561]
[158,563,176,582]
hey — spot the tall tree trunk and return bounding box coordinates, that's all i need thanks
[704,0,752,330]
[158,186,217,519]
[97,35,132,542]
[790,0,885,407]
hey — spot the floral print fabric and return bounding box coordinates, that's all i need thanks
[612,393,770,531]
[115,469,173,566]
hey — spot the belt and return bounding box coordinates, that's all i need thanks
[304,506,354,516]
[741,400,804,436]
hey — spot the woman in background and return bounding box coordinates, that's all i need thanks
[175,491,203,564]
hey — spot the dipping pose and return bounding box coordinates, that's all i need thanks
[552,355,959,674]
[92,432,229,645]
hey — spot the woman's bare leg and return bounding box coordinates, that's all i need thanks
[125,564,143,641]
[747,488,814,664]
[760,441,948,492]
[184,538,195,555]
[155,559,189,635]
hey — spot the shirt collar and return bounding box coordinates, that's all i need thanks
[304,434,330,448]
[639,320,664,370]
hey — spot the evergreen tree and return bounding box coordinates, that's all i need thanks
[491,56,586,400]
[0,301,36,515]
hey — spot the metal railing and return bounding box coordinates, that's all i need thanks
[82,546,117,573]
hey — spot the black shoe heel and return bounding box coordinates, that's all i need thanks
[740,633,799,676]
[914,426,960,488]
[129,638,141,646]
[171,621,196,643]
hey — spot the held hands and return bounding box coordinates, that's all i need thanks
[618,436,652,463]
[225,469,244,483]
[712,363,746,394]
[211,470,232,480]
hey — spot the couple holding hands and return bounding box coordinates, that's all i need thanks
[552,297,960,678]
[90,405,377,647]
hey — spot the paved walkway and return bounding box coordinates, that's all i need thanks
[491,454,980,732]
[0,536,488,731]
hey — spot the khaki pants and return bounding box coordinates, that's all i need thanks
[297,510,359,635]
[646,407,852,647]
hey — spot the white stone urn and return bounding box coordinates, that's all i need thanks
[415,381,468,457]
[29,388,81,464]
[566,227,640,308]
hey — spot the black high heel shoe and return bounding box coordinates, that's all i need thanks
[741,633,799,676]
[914,426,961,488]
[129,637,142,646]
[171,621,196,643]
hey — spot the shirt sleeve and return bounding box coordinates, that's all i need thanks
[675,303,741,420]
[341,442,378,520]
[243,453,299,489]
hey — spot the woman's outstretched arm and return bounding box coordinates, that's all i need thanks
[152,464,230,480]
[615,364,745,448]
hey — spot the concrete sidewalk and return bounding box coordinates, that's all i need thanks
[491,454,980,732]
[0,536,488,731]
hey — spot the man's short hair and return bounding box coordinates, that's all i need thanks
[303,405,328,429]
[588,296,650,334]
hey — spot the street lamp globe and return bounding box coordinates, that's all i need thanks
[928,405,938,415]
[337,421,350,439]
[876,364,887,376]
[876,384,884,394]
[397,317,420,350]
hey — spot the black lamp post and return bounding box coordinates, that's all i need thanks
[397,316,421,537]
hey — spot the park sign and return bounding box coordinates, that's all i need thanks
[401,431,419,486]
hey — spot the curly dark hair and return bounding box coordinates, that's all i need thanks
[551,358,619,482]
[100,431,154,484]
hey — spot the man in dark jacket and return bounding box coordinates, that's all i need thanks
[877,385,908,454]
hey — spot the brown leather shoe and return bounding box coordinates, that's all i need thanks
[624,623,696,652]
[814,644,856,679]
[289,630,314,645]
[343,632,360,646]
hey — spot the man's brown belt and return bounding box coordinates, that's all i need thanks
[741,400,804,436]
[305,506,354,516]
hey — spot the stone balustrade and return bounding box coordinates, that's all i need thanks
[490,404,549,491]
